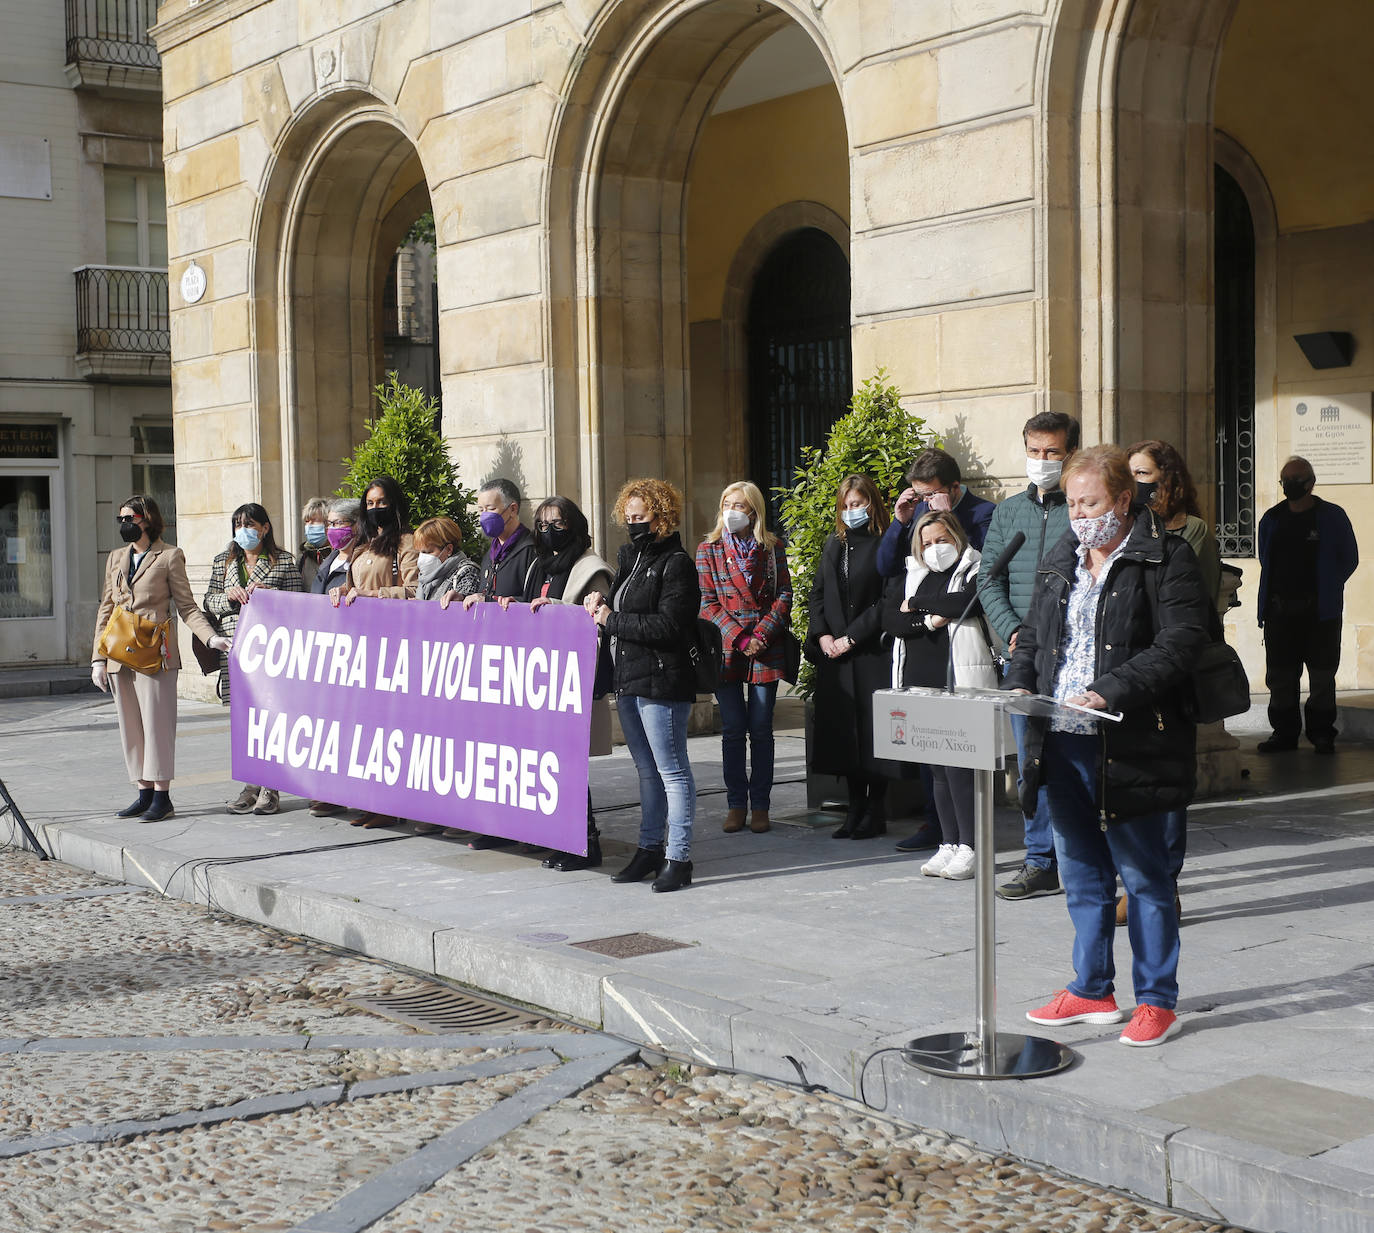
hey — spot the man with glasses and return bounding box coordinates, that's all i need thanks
[876,447,995,579]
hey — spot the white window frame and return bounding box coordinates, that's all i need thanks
[104,170,166,269]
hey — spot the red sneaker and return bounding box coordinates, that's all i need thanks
[1119,1005,1180,1047]
[1026,989,1125,1026]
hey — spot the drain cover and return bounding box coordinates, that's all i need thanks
[570,932,691,958]
[348,984,536,1033]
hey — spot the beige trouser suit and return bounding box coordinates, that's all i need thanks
[93,541,219,784]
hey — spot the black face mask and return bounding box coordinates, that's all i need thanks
[540,527,574,553]
[1135,480,1159,508]
[1281,477,1312,501]
[118,520,143,543]
[628,522,655,548]
[368,504,398,529]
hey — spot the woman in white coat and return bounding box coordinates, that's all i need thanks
[881,512,998,879]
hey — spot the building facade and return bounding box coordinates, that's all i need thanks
[0,0,174,672]
[143,0,1371,689]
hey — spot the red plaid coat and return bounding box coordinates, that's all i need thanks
[696,537,793,685]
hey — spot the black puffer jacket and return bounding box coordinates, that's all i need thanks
[1005,510,1209,821]
[605,532,701,702]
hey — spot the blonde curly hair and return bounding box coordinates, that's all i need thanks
[612,477,683,539]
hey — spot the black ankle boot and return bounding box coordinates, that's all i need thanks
[611,845,665,883]
[651,859,693,893]
[851,799,888,840]
[141,791,174,822]
[832,796,864,839]
[547,831,603,872]
[116,789,154,818]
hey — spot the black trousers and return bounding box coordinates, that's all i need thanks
[1264,612,1341,743]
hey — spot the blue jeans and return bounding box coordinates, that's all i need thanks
[716,681,777,810]
[1043,732,1179,1009]
[1010,710,1057,871]
[618,696,696,862]
[1164,809,1186,882]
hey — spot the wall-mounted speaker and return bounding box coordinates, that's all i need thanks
[1294,331,1355,369]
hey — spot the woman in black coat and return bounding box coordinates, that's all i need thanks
[1007,445,1208,1048]
[805,474,893,840]
[585,478,701,893]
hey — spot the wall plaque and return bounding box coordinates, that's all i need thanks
[1289,393,1372,485]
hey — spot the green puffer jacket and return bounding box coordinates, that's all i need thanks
[976,484,1070,647]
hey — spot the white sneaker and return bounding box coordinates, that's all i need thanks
[922,844,955,877]
[941,845,976,880]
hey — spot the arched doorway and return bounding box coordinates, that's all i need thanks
[253,95,432,537]
[746,228,851,511]
[548,2,849,543]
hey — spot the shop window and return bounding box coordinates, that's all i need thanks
[1215,164,1256,557]
[132,422,176,545]
[104,171,167,268]
[0,476,54,619]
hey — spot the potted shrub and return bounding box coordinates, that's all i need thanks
[775,369,940,811]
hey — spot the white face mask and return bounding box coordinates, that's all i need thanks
[1071,507,1123,549]
[840,506,870,530]
[1027,458,1063,490]
[922,542,960,572]
[417,552,440,576]
[723,509,752,535]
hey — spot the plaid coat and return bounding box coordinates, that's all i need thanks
[204,547,304,703]
[696,537,792,685]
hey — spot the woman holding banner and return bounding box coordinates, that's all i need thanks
[585,479,701,893]
[206,503,305,817]
[414,516,481,602]
[513,495,614,871]
[330,474,420,828]
[91,494,230,823]
[697,481,792,836]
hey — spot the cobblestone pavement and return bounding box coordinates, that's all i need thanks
[0,850,1244,1233]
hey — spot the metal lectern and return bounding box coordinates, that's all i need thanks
[873,685,1112,1080]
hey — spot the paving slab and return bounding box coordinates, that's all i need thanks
[5,690,1374,1231]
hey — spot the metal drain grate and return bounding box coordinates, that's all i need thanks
[570,932,692,959]
[348,984,537,1034]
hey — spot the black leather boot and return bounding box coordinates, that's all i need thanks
[851,798,888,840]
[651,859,693,893]
[832,796,865,839]
[546,830,603,872]
[611,845,665,883]
[141,791,174,822]
[116,789,154,818]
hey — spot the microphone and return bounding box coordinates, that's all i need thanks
[945,531,1025,693]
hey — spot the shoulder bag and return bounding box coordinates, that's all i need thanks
[765,542,802,684]
[98,606,171,675]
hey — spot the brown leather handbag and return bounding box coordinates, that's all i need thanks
[98,605,171,674]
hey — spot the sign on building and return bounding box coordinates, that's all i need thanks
[1289,394,1372,485]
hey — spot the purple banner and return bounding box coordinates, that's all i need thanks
[229,590,596,852]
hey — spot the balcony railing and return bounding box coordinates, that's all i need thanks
[75,266,170,381]
[65,0,160,71]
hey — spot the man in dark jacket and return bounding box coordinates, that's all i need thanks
[476,478,538,600]
[1256,456,1359,755]
[876,448,995,577]
[978,410,1078,901]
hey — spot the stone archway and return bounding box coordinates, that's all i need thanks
[1043,0,1240,460]
[252,92,432,535]
[546,0,846,544]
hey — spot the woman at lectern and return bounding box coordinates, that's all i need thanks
[881,511,997,880]
[805,474,893,840]
[1006,445,1208,1048]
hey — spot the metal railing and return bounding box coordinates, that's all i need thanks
[74,266,169,355]
[65,0,160,69]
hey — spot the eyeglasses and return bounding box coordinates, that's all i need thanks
[327,519,352,528]
[535,520,567,533]
[117,514,142,525]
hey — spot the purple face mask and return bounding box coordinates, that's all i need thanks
[326,526,352,551]
[479,510,506,539]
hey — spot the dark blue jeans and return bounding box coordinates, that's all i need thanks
[1042,731,1180,1010]
[716,681,777,810]
[1010,710,1057,872]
